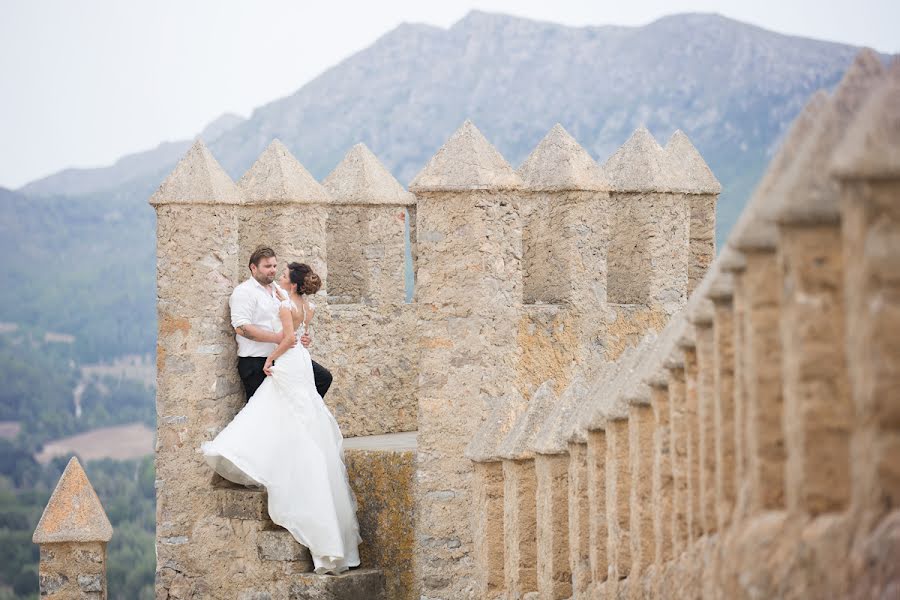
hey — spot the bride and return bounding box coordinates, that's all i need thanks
[202,262,361,574]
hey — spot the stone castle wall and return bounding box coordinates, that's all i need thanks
[136,48,899,600]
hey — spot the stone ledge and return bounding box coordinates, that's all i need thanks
[288,568,385,600]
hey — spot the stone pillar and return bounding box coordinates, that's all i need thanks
[628,394,656,581]
[606,417,632,580]
[771,51,883,518]
[516,123,610,394]
[567,439,591,597]
[237,139,329,284]
[680,331,702,542]
[832,55,900,600]
[691,303,717,534]
[531,376,588,600]
[602,127,690,350]
[725,82,835,519]
[409,121,523,597]
[666,351,688,556]
[832,63,900,531]
[650,375,673,567]
[587,428,609,588]
[150,141,244,597]
[497,382,557,597]
[665,130,721,295]
[321,143,418,436]
[33,457,113,599]
[466,390,527,599]
[707,266,737,529]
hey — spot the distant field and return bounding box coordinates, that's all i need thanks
[0,420,21,439]
[35,423,155,464]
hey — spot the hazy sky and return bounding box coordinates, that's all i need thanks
[1,0,897,189]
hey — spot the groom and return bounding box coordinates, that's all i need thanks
[230,246,333,402]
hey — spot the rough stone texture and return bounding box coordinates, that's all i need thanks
[467,390,527,463]
[742,250,786,514]
[344,447,415,600]
[409,120,523,191]
[154,144,245,598]
[628,403,655,580]
[503,459,538,597]
[319,146,418,437]
[711,297,737,530]
[517,123,609,192]
[36,541,107,600]
[237,139,330,205]
[532,376,587,455]
[682,343,702,543]
[602,127,678,194]
[149,139,243,206]
[314,304,417,437]
[413,129,522,597]
[778,225,851,515]
[666,130,720,295]
[586,429,608,591]
[667,364,688,556]
[286,568,385,600]
[535,454,572,599]
[606,418,631,580]
[838,144,900,530]
[33,457,113,544]
[650,382,673,568]
[566,442,591,598]
[323,143,416,205]
[694,323,717,534]
[472,462,505,599]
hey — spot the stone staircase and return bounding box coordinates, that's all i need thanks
[213,431,416,600]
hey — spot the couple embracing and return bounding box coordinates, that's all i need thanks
[201,246,361,574]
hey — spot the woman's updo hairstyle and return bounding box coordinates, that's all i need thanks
[288,262,321,295]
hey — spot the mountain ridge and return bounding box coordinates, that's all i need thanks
[2,10,885,360]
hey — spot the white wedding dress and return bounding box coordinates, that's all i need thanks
[201,299,361,574]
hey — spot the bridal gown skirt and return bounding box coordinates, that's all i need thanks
[201,345,361,574]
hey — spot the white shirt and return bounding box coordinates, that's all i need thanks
[229,277,286,357]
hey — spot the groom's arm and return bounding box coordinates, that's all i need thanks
[234,324,281,344]
[230,287,282,344]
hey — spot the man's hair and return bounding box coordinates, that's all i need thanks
[248,246,276,269]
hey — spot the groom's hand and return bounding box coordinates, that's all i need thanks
[300,333,311,348]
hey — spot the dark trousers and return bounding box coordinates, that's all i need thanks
[237,356,333,402]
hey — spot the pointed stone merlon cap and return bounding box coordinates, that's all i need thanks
[409,120,523,192]
[497,381,557,461]
[324,143,416,205]
[731,88,831,250]
[150,139,243,206]
[238,139,330,204]
[585,335,656,430]
[466,389,527,462]
[831,57,900,181]
[517,124,610,191]
[33,457,113,544]
[772,49,885,225]
[687,265,716,326]
[532,375,589,455]
[645,314,687,388]
[665,130,721,195]
[718,245,746,273]
[567,362,618,444]
[602,126,681,193]
[706,267,735,301]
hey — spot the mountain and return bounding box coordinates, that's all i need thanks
[3,11,875,360]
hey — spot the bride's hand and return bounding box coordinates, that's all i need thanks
[263,358,274,377]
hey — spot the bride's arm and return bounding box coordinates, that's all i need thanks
[264,307,295,375]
